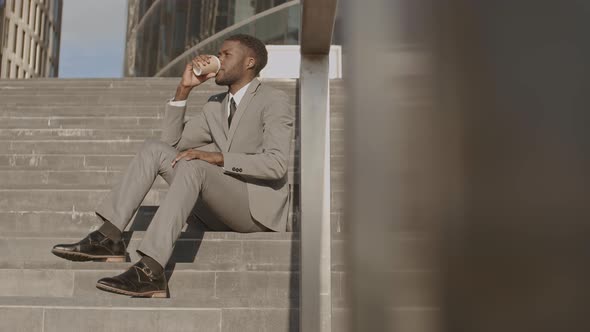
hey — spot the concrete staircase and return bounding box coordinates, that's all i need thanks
[0,78,330,332]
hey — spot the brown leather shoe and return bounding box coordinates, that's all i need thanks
[51,231,126,262]
[96,261,168,298]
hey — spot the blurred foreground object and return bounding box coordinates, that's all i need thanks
[344,0,590,331]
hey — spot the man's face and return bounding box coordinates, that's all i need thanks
[215,40,251,86]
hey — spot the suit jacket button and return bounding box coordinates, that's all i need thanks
[232,167,236,171]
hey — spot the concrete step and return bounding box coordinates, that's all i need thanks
[0,168,299,188]
[0,78,303,85]
[1,104,198,117]
[0,154,134,170]
[0,89,212,95]
[0,141,297,169]
[0,188,166,212]
[0,210,105,235]
[0,116,161,129]
[0,105,166,117]
[0,241,431,309]
[0,232,299,270]
[0,96,341,119]
[0,80,301,92]
[0,79,298,95]
[0,153,299,171]
[0,268,442,322]
[0,84,301,93]
[0,100,340,127]
[0,85,304,94]
[0,77,303,87]
[0,128,162,140]
[0,210,121,236]
[0,88,299,96]
[0,268,298,305]
[0,88,307,97]
[1,138,298,155]
[0,94,218,103]
[0,94,303,116]
[0,132,300,148]
[0,231,431,272]
[0,110,341,129]
[0,267,431,306]
[0,169,166,188]
[0,200,299,235]
[0,140,145,154]
[0,90,208,98]
[0,232,302,305]
[0,297,299,332]
[0,208,253,237]
[0,94,298,108]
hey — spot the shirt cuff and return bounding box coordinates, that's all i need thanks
[168,98,187,107]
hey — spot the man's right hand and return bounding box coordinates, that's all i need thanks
[175,55,217,101]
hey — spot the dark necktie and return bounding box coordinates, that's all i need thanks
[228,97,237,127]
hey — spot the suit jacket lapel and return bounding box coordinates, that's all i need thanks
[205,93,229,152]
[220,95,229,138]
[227,78,261,150]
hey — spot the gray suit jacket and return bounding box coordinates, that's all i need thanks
[160,78,294,231]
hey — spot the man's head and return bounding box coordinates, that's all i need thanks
[215,34,268,86]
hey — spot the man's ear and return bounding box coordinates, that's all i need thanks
[246,57,256,70]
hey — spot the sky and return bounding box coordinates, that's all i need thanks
[58,0,127,78]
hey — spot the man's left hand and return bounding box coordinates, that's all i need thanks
[172,149,224,167]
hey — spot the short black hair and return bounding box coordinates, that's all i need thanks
[225,34,268,76]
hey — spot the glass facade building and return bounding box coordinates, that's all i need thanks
[0,0,62,78]
[124,0,302,77]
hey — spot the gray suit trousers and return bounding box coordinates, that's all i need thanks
[95,139,266,267]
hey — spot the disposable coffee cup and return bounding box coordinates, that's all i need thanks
[192,55,221,76]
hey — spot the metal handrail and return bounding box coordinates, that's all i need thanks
[127,0,163,43]
[154,0,300,77]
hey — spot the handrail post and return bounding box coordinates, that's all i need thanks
[299,1,338,331]
[299,54,331,332]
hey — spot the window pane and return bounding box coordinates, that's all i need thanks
[29,39,34,65]
[27,0,32,24]
[3,18,9,46]
[35,43,40,71]
[12,24,17,53]
[35,5,40,32]
[21,29,25,56]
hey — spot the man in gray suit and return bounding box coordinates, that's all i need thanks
[51,34,294,298]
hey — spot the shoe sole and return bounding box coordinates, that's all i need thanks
[51,248,126,262]
[96,282,167,298]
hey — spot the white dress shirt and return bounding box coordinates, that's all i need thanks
[226,81,251,118]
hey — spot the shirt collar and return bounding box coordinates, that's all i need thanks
[228,81,252,106]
